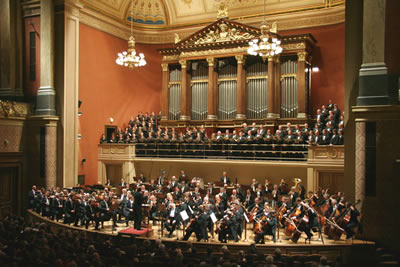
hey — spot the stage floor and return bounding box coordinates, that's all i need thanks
[99,219,371,247]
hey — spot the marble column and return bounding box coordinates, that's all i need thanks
[354,120,366,204]
[56,0,82,187]
[161,63,169,120]
[207,57,217,120]
[36,0,56,115]
[297,52,307,119]
[235,55,246,120]
[45,121,58,187]
[179,59,191,121]
[0,0,24,99]
[357,0,398,105]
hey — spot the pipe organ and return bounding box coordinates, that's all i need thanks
[168,67,182,120]
[280,56,298,118]
[218,61,237,120]
[159,18,315,127]
[191,61,208,120]
[246,61,268,119]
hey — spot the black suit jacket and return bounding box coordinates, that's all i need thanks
[220,176,231,184]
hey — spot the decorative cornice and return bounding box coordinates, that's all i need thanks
[0,101,31,118]
[181,47,248,58]
[78,4,345,44]
[21,0,40,17]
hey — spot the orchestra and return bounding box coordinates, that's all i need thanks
[28,171,362,244]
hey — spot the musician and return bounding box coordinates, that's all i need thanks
[133,185,147,230]
[119,178,127,187]
[99,195,118,230]
[42,191,51,218]
[183,205,209,242]
[51,193,63,222]
[218,210,238,243]
[28,185,37,209]
[180,181,189,194]
[220,171,231,185]
[165,202,181,238]
[82,196,99,230]
[123,195,135,226]
[243,189,254,209]
[301,200,321,242]
[255,185,263,199]
[289,186,299,207]
[250,178,258,193]
[254,206,277,243]
[105,179,112,186]
[63,193,75,225]
[344,202,361,240]
[138,173,146,183]
[179,170,188,183]
[264,179,272,195]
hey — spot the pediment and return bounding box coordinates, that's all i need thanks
[175,18,260,49]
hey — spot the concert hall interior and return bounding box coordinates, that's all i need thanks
[1,0,400,266]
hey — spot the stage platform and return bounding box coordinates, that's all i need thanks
[26,210,375,265]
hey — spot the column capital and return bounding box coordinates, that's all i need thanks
[179,59,187,68]
[235,55,246,65]
[64,0,83,16]
[161,63,169,72]
[206,57,215,67]
[297,51,308,62]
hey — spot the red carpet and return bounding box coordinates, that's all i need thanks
[119,227,153,237]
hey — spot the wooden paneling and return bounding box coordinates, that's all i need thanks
[0,167,17,219]
[318,171,344,194]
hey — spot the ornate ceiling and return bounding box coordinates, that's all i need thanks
[78,0,345,43]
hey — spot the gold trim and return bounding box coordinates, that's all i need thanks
[181,47,248,58]
[168,81,181,85]
[161,63,169,72]
[246,75,268,80]
[280,74,297,80]
[297,51,308,61]
[206,57,215,67]
[235,55,246,65]
[163,55,180,61]
[218,77,237,83]
[179,59,187,68]
[190,79,209,84]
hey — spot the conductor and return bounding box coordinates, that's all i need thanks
[134,185,147,230]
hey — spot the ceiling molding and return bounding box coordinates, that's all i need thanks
[79,3,345,44]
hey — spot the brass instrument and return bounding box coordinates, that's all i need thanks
[293,178,302,193]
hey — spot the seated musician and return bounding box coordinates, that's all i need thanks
[165,202,181,238]
[250,178,258,193]
[344,202,361,240]
[123,195,134,226]
[105,179,112,186]
[138,173,146,183]
[183,205,209,241]
[243,189,254,209]
[179,170,188,183]
[98,195,117,230]
[82,196,99,230]
[264,179,272,195]
[119,178,127,187]
[217,210,238,243]
[254,203,277,243]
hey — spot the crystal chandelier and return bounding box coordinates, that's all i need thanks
[247,0,283,61]
[116,0,146,69]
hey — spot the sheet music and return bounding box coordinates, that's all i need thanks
[180,210,189,221]
[210,212,217,223]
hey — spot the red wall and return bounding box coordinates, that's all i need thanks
[23,16,41,97]
[78,24,163,184]
[281,23,345,116]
